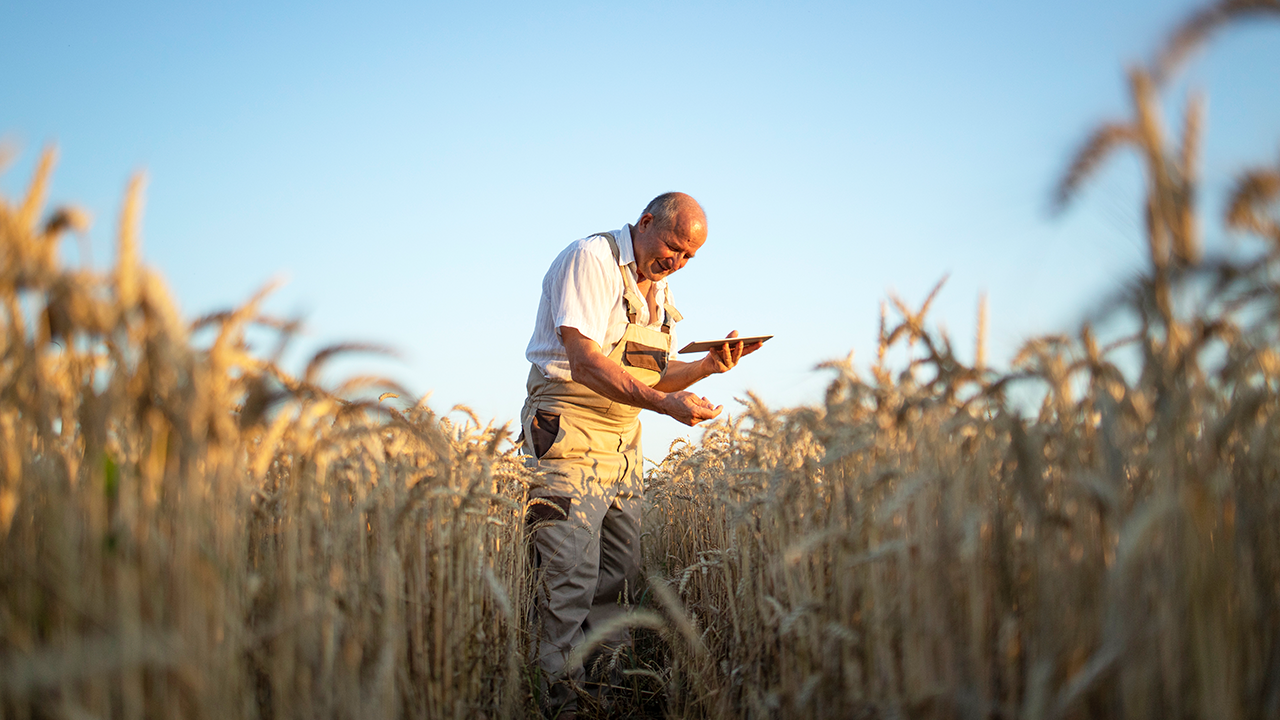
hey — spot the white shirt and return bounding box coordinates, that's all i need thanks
[526,225,677,381]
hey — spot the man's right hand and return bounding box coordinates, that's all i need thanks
[561,327,724,425]
[659,391,723,426]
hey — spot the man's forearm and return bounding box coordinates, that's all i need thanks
[653,359,710,393]
[569,346,670,413]
[560,327,721,426]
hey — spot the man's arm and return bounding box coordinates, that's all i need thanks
[652,359,712,393]
[561,327,722,426]
[654,331,763,393]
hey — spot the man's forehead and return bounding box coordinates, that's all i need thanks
[677,233,706,255]
[674,213,706,238]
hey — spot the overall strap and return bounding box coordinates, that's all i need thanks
[593,232,645,325]
[593,230,681,333]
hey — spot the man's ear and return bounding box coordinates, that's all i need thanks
[635,212,653,231]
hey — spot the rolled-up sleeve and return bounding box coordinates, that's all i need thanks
[549,243,615,349]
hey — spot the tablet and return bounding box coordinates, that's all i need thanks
[677,335,773,354]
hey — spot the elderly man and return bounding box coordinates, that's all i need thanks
[521,192,757,717]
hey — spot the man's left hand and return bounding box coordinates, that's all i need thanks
[700,330,763,375]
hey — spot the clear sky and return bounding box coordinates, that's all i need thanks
[5,1,1278,460]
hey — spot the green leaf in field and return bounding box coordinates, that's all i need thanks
[102,452,119,499]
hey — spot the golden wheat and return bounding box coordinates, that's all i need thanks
[0,151,536,719]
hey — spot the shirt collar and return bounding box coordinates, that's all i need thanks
[617,224,638,267]
[616,224,666,289]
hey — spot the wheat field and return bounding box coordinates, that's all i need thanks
[3,2,1280,718]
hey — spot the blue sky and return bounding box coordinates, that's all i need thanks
[5,1,1278,458]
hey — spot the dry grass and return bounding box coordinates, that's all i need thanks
[0,156,534,718]
[644,265,1280,717]
[3,2,1280,718]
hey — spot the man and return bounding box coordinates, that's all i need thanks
[521,192,758,717]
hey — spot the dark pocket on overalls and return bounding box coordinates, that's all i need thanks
[526,495,572,526]
[530,409,561,459]
[622,341,668,373]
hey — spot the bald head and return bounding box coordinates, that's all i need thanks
[631,192,708,282]
[639,192,707,237]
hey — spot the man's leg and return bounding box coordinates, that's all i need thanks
[524,409,629,715]
[582,423,644,688]
[530,490,611,714]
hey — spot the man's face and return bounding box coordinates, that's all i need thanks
[632,212,707,282]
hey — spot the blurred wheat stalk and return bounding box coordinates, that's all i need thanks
[0,150,534,718]
[644,2,1280,719]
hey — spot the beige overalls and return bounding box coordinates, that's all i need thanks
[520,232,681,712]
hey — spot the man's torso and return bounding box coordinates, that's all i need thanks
[525,226,677,383]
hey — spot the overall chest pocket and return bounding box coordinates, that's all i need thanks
[621,341,668,373]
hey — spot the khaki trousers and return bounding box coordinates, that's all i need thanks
[521,397,644,713]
